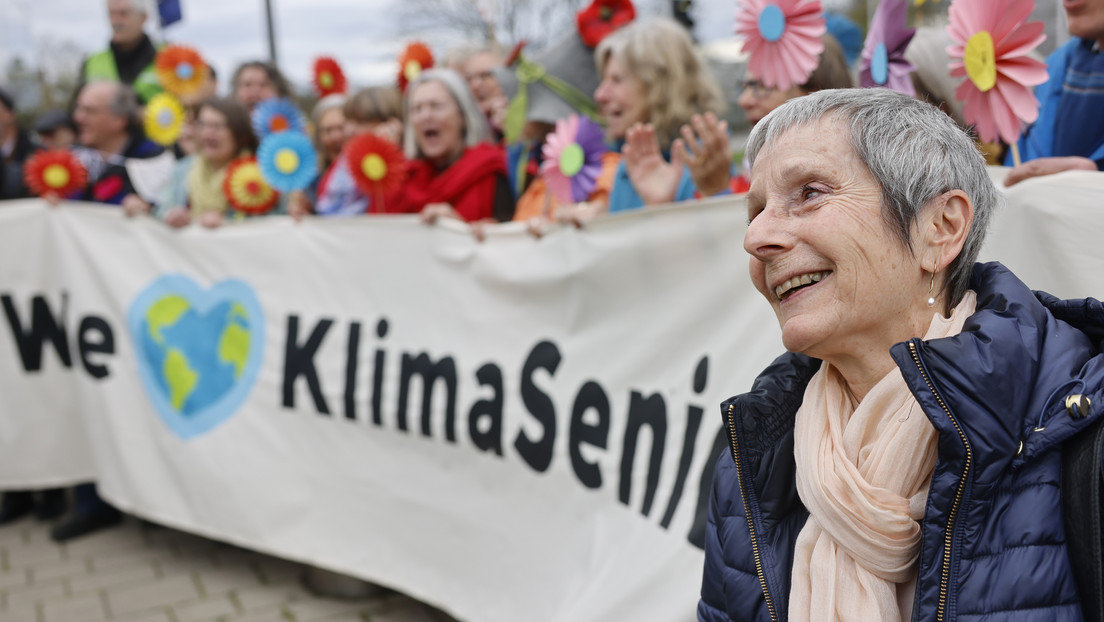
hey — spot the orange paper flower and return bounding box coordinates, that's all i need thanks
[155,44,207,96]
[223,156,280,214]
[313,57,347,97]
[947,0,1049,145]
[24,150,88,197]
[397,42,434,92]
[345,133,406,199]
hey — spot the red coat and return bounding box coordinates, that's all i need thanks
[391,143,507,222]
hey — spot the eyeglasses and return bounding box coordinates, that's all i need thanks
[739,79,776,99]
[465,70,495,84]
[195,121,229,132]
[74,104,107,116]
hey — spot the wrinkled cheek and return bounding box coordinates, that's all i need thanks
[748,258,770,300]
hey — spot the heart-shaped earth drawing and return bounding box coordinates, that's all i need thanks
[127,275,265,439]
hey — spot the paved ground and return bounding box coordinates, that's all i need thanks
[0,514,459,622]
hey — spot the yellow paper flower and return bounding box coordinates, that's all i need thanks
[144,94,186,146]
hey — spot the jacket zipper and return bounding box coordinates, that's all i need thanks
[908,341,972,622]
[726,402,779,622]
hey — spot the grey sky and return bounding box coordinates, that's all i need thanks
[0,0,752,93]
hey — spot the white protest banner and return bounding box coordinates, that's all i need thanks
[0,167,1101,622]
[0,197,782,622]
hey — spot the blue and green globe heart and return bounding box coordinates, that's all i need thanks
[128,275,265,439]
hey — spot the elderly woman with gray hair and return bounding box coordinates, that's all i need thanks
[392,68,515,224]
[699,88,1104,621]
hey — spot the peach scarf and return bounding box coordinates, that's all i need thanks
[789,291,977,622]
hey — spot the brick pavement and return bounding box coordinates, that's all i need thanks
[0,515,458,622]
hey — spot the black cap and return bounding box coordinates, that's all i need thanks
[34,109,76,134]
[0,87,14,113]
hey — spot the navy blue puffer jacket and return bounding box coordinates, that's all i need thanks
[699,262,1104,621]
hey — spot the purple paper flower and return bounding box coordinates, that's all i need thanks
[859,0,916,95]
[540,115,606,204]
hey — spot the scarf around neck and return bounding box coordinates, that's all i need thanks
[789,291,978,622]
[186,155,233,217]
[395,142,506,222]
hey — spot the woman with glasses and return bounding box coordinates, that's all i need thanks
[157,98,285,228]
[725,35,853,193]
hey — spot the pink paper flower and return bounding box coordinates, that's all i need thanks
[946,0,1048,144]
[859,0,916,95]
[540,115,606,204]
[735,0,826,91]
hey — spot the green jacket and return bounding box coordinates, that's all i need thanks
[82,36,162,103]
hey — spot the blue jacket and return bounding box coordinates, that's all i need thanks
[699,262,1104,621]
[1009,38,1104,166]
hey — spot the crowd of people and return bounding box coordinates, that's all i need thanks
[1,0,1102,596]
[3,0,1102,224]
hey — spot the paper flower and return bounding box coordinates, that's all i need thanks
[397,42,434,92]
[155,44,207,96]
[144,93,186,146]
[540,115,605,204]
[576,0,636,48]
[735,0,826,91]
[859,0,916,94]
[223,156,280,214]
[251,98,307,141]
[23,150,88,197]
[345,132,406,199]
[947,0,1049,144]
[313,57,347,96]
[257,131,318,193]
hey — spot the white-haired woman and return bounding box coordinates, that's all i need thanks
[699,88,1104,621]
[392,68,515,223]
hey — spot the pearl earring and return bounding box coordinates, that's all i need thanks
[927,267,936,308]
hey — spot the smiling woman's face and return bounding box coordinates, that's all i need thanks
[743,117,932,366]
[594,56,648,142]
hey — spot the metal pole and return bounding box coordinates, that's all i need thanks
[264,0,278,66]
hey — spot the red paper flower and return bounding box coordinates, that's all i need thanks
[397,42,434,92]
[23,150,88,197]
[344,133,407,198]
[576,0,636,48]
[223,156,280,214]
[504,41,528,67]
[155,44,208,96]
[313,57,347,97]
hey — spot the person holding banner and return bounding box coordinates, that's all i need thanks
[699,88,1104,621]
[593,17,727,213]
[1004,0,1104,185]
[70,81,168,210]
[0,87,39,200]
[394,69,515,225]
[156,97,283,227]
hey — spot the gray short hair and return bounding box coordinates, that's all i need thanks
[745,88,1000,308]
[107,82,141,127]
[402,68,491,160]
[86,81,140,132]
[311,93,347,126]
